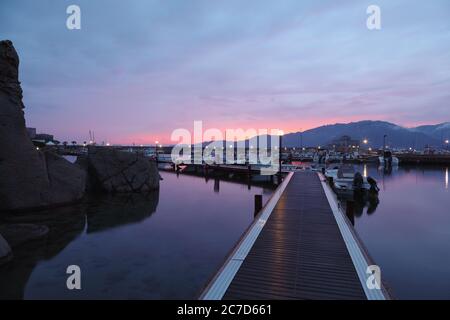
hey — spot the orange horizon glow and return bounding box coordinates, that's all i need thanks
[107,115,411,145]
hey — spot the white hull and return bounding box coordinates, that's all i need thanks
[378,156,399,166]
[325,168,374,192]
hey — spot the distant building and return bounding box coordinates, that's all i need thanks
[26,127,36,139]
[329,135,360,153]
[34,133,54,142]
[26,127,54,142]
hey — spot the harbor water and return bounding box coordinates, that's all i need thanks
[341,164,450,299]
[0,171,274,299]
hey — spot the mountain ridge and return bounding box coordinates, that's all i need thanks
[281,120,450,149]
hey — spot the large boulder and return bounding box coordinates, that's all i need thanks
[87,146,159,193]
[44,151,86,204]
[0,40,86,212]
[0,224,49,249]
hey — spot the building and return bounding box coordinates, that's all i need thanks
[34,133,54,142]
[26,127,54,142]
[329,135,360,153]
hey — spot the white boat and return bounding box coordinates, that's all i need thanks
[378,150,399,166]
[325,165,378,193]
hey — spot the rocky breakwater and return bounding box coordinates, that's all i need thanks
[82,146,160,193]
[0,40,86,212]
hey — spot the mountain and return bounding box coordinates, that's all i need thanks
[412,122,450,140]
[281,120,444,149]
[197,120,448,150]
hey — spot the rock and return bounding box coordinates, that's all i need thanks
[87,146,159,193]
[44,151,86,204]
[0,224,49,248]
[75,155,93,192]
[0,233,12,266]
[0,40,86,212]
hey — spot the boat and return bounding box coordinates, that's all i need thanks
[325,164,379,194]
[378,150,399,166]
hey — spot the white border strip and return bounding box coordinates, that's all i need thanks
[200,172,294,300]
[318,173,388,300]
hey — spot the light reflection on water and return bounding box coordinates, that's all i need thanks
[0,171,274,299]
[342,164,450,299]
[446,167,448,189]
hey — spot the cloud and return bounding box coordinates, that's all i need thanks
[1,0,449,143]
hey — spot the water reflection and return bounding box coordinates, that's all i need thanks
[343,164,450,299]
[0,171,274,299]
[86,192,159,234]
[343,192,380,226]
[446,167,448,189]
[0,191,160,299]
[0,205,87,299]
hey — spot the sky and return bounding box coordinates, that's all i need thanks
[1,0,450,144]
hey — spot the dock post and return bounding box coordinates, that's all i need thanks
[345,201,355,226]
[214,177,220,193]
[254,194,263,216]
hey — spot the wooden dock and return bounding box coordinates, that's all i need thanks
[200,171,390,300]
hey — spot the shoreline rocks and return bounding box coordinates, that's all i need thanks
[0,40,86,212]
[0,224,49,249]
[86,146,160,193]
[0,39,160,213]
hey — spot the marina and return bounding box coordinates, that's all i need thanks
[1,1,450,305]
[2,141,449,300]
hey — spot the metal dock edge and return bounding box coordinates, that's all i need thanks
[200,172,294,300]
[318,172,391,300]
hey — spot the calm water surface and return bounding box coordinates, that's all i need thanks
[0,172,274,299]
[2,165,449,299]
[343,165,450,299]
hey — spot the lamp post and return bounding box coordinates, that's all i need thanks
[279,134,282,177]
[276,130,283,178]
[155,140,159,162]
[299,128,303,149]
[362,138,368,153]
[445,139,449,151]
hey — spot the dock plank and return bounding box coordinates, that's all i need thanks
[222,172,367,300]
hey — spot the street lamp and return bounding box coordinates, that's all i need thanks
[154,140,159,160]
[363,139,368,145]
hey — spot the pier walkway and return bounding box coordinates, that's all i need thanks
[201,171,390,300]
